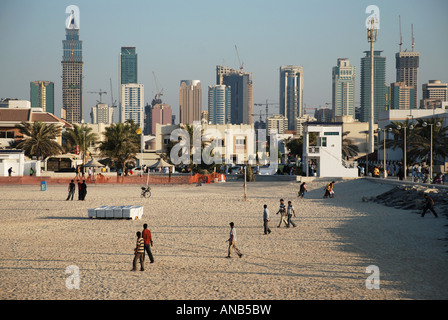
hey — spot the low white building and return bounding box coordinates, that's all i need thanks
[0,150,41,177]
[302,122,358,178]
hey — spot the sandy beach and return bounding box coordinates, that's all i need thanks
[0,178,447,300]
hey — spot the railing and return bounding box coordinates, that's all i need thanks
[308,146,320,154]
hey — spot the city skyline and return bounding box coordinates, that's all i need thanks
[1,0,447,124]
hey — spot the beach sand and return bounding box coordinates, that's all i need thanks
[0,178,446,300]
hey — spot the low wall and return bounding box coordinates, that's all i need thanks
[365,176,448,191]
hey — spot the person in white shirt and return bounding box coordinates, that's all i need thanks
[286,201,297,228]
[227,222,243,258]
[263,204,271,234]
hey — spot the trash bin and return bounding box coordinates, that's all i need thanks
[40,181,47,191]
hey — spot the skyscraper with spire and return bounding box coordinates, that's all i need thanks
[62,9,83,123]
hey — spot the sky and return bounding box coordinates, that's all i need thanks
[1,0,447,123]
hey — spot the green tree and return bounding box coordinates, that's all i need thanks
[14,121,62,159]
[62,123,99,157]
[98,122,140,173]
[408,118,448,164]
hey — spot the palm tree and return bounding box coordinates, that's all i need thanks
[62,123,99,158]
[98,122,140,173]
[386,118,448,165]
[341,131,359,159]
[407,118,448,164]
[14,121,62,159]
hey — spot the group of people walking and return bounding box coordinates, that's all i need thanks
[66,179,87,201]
[262,198,297,236]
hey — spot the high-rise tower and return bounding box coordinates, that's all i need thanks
[179,80,202,125]
[359,51,387,124]
[208,85,231,125]
[279,65,303,131]
[30,81,54,114]
[395,23,420,109]
[216,66,253,125]
[332,59,356,118]
[62,10,83,123]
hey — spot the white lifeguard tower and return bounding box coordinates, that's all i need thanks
[302,122,358,178]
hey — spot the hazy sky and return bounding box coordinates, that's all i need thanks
[1,0,447,123]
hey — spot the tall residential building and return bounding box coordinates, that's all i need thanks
[151,104,172,135]
[332,59,355,118]
[179,80,202,125]
[421,80,448,108]
[208,85,231,125]
[267,114,288,135]
[90,103,114,124]
[120,83,144,127]
[396,51,419,109]
[62,10,83,123]
[216,66,253,125]
[359,51,387,123]
[279,65,304,131]
[119,47,138,123]
[30,81,54,114]
[390,82,415,110]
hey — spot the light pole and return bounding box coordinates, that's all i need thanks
[367,17,378,155]
[396,123,413,181]
[422,121,441,183]
[375,127,392,178]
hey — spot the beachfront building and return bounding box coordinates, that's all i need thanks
[0,99,72,149]
[152,123,257,165]
[302,122,358,178]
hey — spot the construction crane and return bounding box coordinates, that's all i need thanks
[411,23,415,51]
[254,100,280,123]
[109,78,117,108]
[88,89,107,104]
[234,45,244,71]
[152,72,164,104]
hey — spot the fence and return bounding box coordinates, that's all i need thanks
[0,172,226,186]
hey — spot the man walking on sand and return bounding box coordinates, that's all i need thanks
[132,231,145,271]
[66,180,75,201]
[263,204,271,234]
[421,194,438,218]
[227,222,243,258]
[286,201,297,228]
[142,224,155,264]
[276,199,288,228]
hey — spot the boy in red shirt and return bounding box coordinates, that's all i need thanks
[142,224,155,264]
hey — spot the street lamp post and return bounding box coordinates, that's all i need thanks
[396,124,413,181]
[375,127,392,178]
[422,121,441,183]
